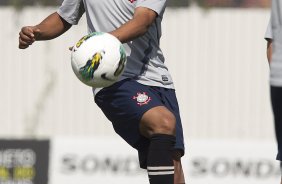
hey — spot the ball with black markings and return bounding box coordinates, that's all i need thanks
[71,32,127,88]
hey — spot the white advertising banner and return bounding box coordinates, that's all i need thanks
[49,137,280,184]
[49,137,148,184]
[186,140,280,184]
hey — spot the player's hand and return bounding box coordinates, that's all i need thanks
[18,26,41,49]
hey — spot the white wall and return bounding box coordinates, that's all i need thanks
[0,7,273,141]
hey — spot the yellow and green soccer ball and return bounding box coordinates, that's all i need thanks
[71,32,127,88]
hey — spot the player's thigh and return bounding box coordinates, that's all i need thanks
[139,106,176,137]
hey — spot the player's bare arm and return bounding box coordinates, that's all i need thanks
[110,7,157,43]
[267,38,273,63]
[19,12,71,49]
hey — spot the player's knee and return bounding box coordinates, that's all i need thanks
[147,111,176,136]
[140,106,176,137]
[154,113,176,135]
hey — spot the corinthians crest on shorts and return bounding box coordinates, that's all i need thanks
[132,92,151,106]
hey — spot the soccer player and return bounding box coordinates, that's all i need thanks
[18,0,186,184]
[265,0,282,183]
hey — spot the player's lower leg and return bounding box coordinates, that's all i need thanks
[140,106,178,184]
[147,134,175,184]
[173,150,186,184]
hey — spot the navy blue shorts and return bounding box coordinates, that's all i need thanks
[94,79,185,168]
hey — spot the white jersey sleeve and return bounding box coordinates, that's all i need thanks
[57,0,85,25]
[265,18,273,40]
[136,0,167,15]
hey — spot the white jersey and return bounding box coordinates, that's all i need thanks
[57,0,175,91]
[265,0,282,87]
